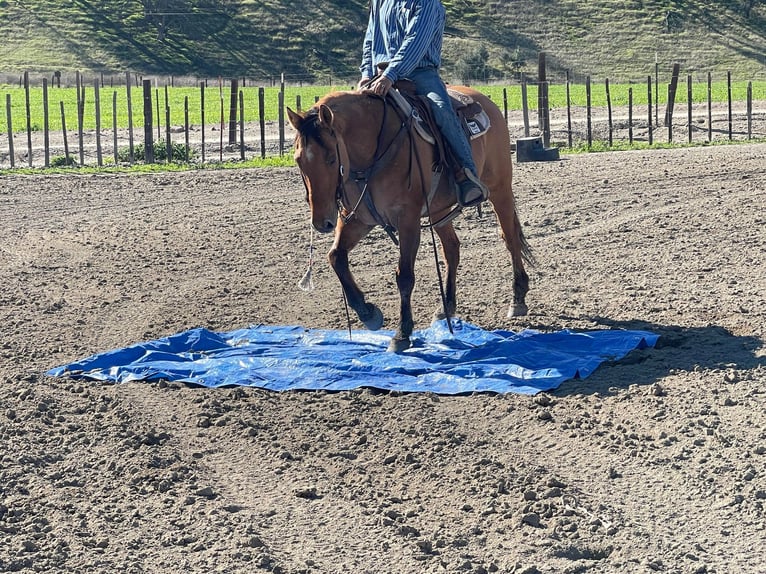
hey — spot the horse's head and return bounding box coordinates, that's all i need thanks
[288,104,346,234]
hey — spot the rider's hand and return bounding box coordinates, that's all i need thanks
[362,76,393,97]
[357,77,371,90]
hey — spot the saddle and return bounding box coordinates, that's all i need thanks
[388,79,491,168]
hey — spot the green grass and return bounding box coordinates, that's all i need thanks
[0,154,295,176]
[2,80,763,134]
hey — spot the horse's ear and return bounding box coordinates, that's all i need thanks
[317,104,335,129]
[286,107,303,130]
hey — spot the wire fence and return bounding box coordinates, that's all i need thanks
[1,66,764,170]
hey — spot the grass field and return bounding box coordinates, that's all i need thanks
[2,80,764,133]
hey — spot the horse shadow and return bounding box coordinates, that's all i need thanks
[551,315,766,397]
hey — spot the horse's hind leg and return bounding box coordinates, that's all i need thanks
[432,222,459,321]
[488,185,531,317]
[329,219,384,330]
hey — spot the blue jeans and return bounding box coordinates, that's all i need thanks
[408,67,477,175]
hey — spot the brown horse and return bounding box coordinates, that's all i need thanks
[287,86,531,352]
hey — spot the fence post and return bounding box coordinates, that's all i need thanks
[94,79,103,166]
[628,87,633,144]
[143,79,154,163]
[43,78,50,167]
[667,85,673,142]
[77,71,85,166]
[228,78,238,145]
[112,91,118,164]
[279,73,286,155]
[126,72,135,164]
[585,76,593,149]
[707,72,713,143]
[605,77,613,147]
[520,75,530,137]
[565,70,572,149]
[747,80,753,139]
[5,94,14,168]
[184,96,190,162]
[239,90,245,161]
[664,62,680,127]
[60,101,69,164]
[200,81,206,163]
[258,87,266,159]
[165,85,172,163]
[727,71,733,141]
[24,71,33,167]
[687,74,693,144]
[647,75,653,146]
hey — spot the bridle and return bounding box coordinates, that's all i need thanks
[300,96,411,245]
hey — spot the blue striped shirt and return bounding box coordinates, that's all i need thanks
[360,0,446,83]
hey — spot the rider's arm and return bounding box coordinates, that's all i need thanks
[382,0,444,83]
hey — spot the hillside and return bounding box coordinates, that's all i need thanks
[0,0,765,83]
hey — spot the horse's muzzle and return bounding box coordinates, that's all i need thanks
[313,218,336,234]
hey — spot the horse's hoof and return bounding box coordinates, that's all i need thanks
[432,305,456,321]
[508,303,528,318]
[387,337,411,353]
[361,304,384,331]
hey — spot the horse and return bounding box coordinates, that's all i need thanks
[287,86,532,353]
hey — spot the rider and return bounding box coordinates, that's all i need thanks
[358,0,489,208]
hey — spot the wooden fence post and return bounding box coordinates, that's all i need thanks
[43,78,50,167]
[24,71,33,167]
[60,101,69,164]
[605,77,613,147]
[647,75,653,146]
[585,76,593,149]
[707,72,713,142]
[184,96,190,162]
[667,84,673,142]
[258,87,266,159]
[200,81,206,163]
[77,71,85,166]
[143,79,154,163]
[565,70,572,149]
[628,87,633,144]
[687,74,693,144]
[126,72,135,164]
[228,78,238,145]
[6,94,14,168]
[727,71,733,140]
[747,80,753,140]
[165,85,171,163]
[664,62,680,126]
[520,75,530,137]
[94,79,103,166]
[239,90,245,161]
[112,91,118,164]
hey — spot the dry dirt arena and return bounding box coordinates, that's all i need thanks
[1,143,765,574]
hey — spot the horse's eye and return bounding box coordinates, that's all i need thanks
[326,154,337,166]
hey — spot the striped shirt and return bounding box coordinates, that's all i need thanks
[360,0,446,83]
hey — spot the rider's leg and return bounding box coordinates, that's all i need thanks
[409,67,488,207]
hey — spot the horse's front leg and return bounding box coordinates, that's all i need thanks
[432,222,460,321]
[388,225,421,353]
[328,218,384,330]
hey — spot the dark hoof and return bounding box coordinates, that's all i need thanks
[508,303,528,317]
[387,337,411,353]
[361,304,384,331]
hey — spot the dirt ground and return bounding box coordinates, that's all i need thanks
[0,139,765,574]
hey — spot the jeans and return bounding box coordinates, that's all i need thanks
[407,67,477,175]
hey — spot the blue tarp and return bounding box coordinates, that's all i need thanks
[46,319,659,395]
